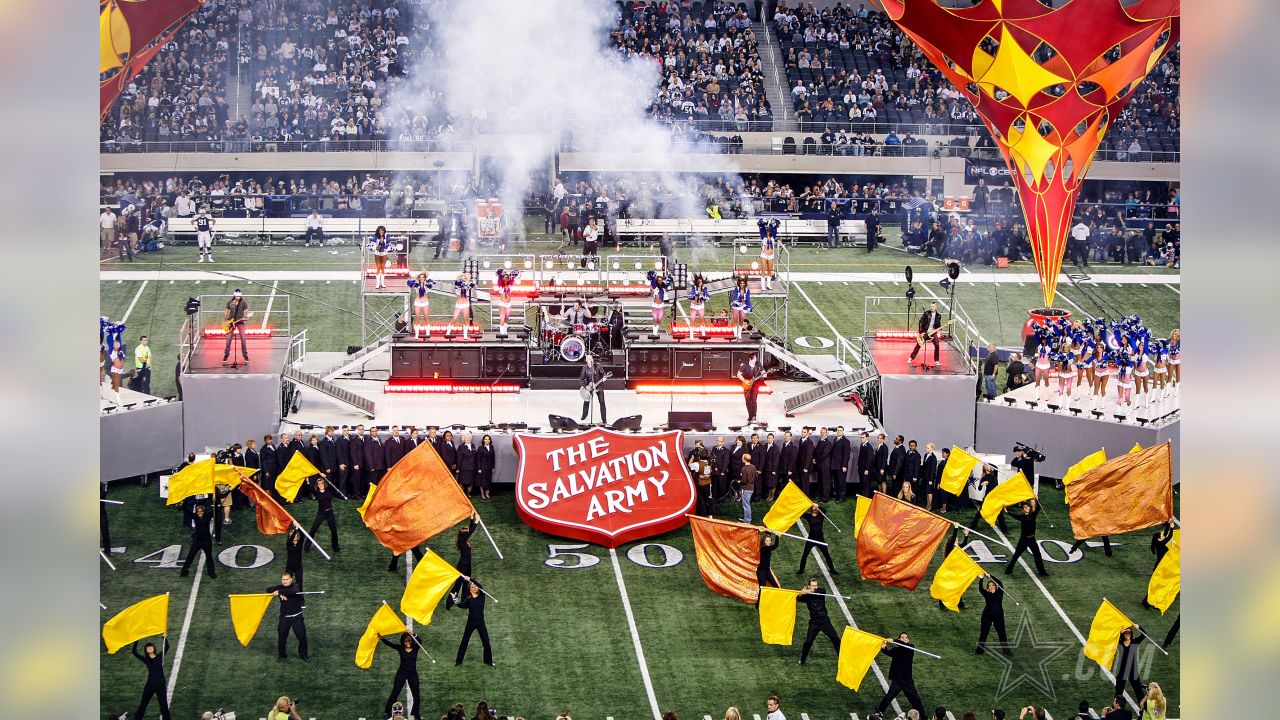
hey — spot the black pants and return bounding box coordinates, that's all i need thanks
[1006,535,1047,575]
[696,483,713,516]
[136,679,172,720]
[909,335,940,364]
[581,389,606,423]
[832,469,847,501]
[223,324,249,361]
[388,545,425,571]
[278,615,309,659]
[800,618,840,662]
[135,365,152,394]
[798,541,834,574]
[1070,536,1113,556]
[304,227,324,244]
[456,620,493,664]
[309,508,340,551]
[978,611,1008,649]
[1115,675,1144,701]
[385,670,420,719]
[180,539,216,578]
[1163,615,1179,647]
[743,384,760,421]
[876,679,925,715]
[816,465,832,499]
[756,567,777,588]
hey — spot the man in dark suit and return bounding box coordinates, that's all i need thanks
[335,425,353,496]
[920,443,939,511]
[728,437,747,501]
[711,436,731,503]
[857,432,875,498]
[276,432,294,472]
[779,431,799,492]
[746,433,765,495]
[796,428,816,495]
[385,426,407,469]
[831,426,852,502]
[406,427,422,450]
[761,432,781,501]
[363,427,386,494]
[319,426,338,480]
[813,428,833,501]
[909,300,944,369]
[288,430,307,464]
[259,434,278,496]
[902,440,922,502]
[426,426,442,453]
[887,435,906,495]
[873,433,890,494]
[350,425,366,495]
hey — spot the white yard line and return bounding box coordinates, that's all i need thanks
[792,282,864,367]
[260,280,280,329]
[404,550,415,712]
[166,554,206,702]
[796,523,902,717]
[1164,284,1180,296]
[120,280,149,323]
[609,548,662,720]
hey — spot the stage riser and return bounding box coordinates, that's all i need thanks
[180,372,283,453]
[101,401,185,481]
[879,374,979,452]
[976,403,1180,483]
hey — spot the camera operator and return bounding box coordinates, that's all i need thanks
[267,696,303,720]
[1010,445,1041,489]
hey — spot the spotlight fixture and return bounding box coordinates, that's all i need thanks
[904,266,914,283]
[1091,409,1105,419]
[1136,417,1150,426]
[1046,403,1060,413]
[940,277,952,290]
[1069,407,1082,416]
[1113,413,1127,423]
[1024,400,1038,409]
[1003,397,1017,406]
[905,287,916,300]
[504,259,512,269]
[523,260,533,269]
[483,260,491,268]
[548,414,579,433]
[545,260,554,269]
[185,297,201,315]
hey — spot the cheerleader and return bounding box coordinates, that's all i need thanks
[100,316,112,385]
[758,218,779,289]
[1167,329,1181,385]
[369,225,391,289]
[686,274,710,332]
[1076,340,1093,394]
[1089,344,1106,397]
[730,275,753,333]
[1133,349,1152,403]
[493,268,519,336]
[1098,353,1116,400]
[405,272,435,335]
[647,269,671,336]
[1152,340,1170,397]
[1033,339,1052,396]
[448,273,476,336]
[1056,355,1075,399]
[109,342,127,406]
[1115,356,1135,407]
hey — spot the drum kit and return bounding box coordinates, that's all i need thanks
[541,322,611,363]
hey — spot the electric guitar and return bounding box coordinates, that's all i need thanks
[916,318,956,346]
[223,311,253,333]
[740,367,779,391]
[579,371,613,401]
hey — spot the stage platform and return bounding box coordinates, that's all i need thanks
[180,334,291,452]
[863,336,972,376]
[100,385,165,411]
[100,387,184,481]
[186,334,291,374]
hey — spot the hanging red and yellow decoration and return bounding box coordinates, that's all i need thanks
[100,0,205,119]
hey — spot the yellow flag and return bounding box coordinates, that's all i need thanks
[1147,529,1180,614]
[1063,449,1106,486]
[165,458,216,505]
[355,604,408,669]
[758,587,800,645]
[228,593,274,647]
[102,594,169,654]
[853,495,870,538]
[1129,443,1143,455]
[275,452,322,502]
[1083,599,1135,670]
[980,472,1036,526]
[213,463,255,488]
[356,483,378,518]
[400,549,461,626]
[763,481,813,533]
[939,446,980,495]
[928,547,986,612]
[836,626,885,691]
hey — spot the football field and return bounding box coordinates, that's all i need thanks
[100,233,1181,719]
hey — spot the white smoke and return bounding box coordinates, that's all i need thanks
[389,0,740,233]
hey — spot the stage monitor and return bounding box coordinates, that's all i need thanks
[548,415,579,432]
[611,415,644,432]
[667,411,713,432]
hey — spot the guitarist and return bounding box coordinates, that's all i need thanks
[579,355,608,424]
[223,289,251,364]
[735,352,763,423]
[909,300,945,370]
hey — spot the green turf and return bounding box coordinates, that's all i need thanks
[100,482,1179,719]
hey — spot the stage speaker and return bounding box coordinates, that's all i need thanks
[421,349,451,379]
[449,349,483,379]
[674,350,704,380]
[611,415,644,432]
[730,350,756,372]
[483,346,528,379]
[628,348,672,378]
[667,411,713,431]
[702,349,733,375]
[548,414,580,432]
[392,347,422,378]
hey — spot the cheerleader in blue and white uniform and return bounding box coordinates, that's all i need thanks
[647,269,672,336]
[369,225,392,289]
[494,268,520,336]
[1033,337,1052,396]
[730,275,753,334]
[448,273,476,335]
[1152,339,1170,397]
[406,272,436,335]
[686,274,710,331]
[757,218,780,289]
[1167,329,1181,385]
[1133,347,1152,403]
[1115,355,1135,407]
[1055,354,1075,399]
[1077,340,1096,395]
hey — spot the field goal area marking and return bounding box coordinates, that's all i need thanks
[609,547,662,720]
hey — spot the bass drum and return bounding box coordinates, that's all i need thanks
[559,335,587,362]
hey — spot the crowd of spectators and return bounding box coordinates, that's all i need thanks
[612,0,774,133]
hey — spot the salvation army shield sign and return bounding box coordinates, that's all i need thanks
[513,428,695,548]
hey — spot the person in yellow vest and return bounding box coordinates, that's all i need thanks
[133,335,152,394]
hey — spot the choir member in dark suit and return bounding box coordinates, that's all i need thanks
[287,430,307,469]
[873,433,890,494]
[780,431,800,491]
[457,432,478,495]
[438,430,458,478]
[935,447,953,511]
[901,440,922,504]
[406,427,422,450]
[364,427,386,493]
[260,434,278,495]
[349,425,366,494]
[832,427,852,502]
[857,432,875,497]
[728,436,747,500]
[476,434,496,501]
[384,426,407,469]
[920,443,939,511]
[240,438,260,510]
[319,426,338,480]
[426,426,442,454]
[335,426,353,496]
[813,428,833,500]
[761,432,781,501]
[747,434,765,495]
[796,428,816,495]
[887,435,906,494]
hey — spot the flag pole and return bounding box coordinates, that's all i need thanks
[984,575,1021,607]
[810,592,851,599]
[100,602,107,610]
[290,520,332,561]
[297,591,326,595]
[816,507,844,533]
[100,498,125,505]
[100,549,116,571]
[778,530,827,546]
[683,514,828,545]
[1136,628,1169,656]
[320,476,349,500]
[474,512,503,560]
[460,575,498,604]
[888,640,941,659]
[383,600,436,664]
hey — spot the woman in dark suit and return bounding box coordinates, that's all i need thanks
[438,430,458,479]
[457,432,478,494]
[476,434,496,501]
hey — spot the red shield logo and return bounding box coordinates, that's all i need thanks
[513,428,695,548]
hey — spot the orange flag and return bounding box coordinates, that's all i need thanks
[1066,442,1173,540]
[856,493,952,591]
[362,440,475,554]
[239,477,296,536]
[688,516,773,604]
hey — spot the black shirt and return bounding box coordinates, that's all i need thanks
[458,586,487,624]
[982,352,999,377]
[312,482,334,513]
[882,642,915,683]
[132,639,169,683]
[1011,503,1040,539]
[739,359,760,381]
[978,581,1004,615]
[379,638,419,672]
[799,590,830,622]
[804,512,825,542]
[267,583,304,616]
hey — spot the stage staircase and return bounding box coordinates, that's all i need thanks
[283,365,377,417]
[782,365,879,416]
[760,337,833,383]
[320,337,392,380]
